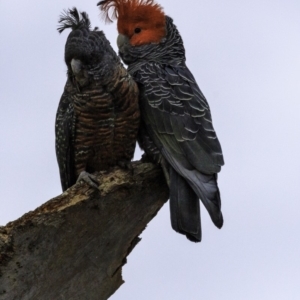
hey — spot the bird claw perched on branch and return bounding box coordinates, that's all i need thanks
[117,159,134,172]
[0,162,168,300]
[77,171,100,189]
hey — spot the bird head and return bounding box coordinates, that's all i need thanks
[98,0,166,48]
[98,0,186,66]
[58,8,119,88]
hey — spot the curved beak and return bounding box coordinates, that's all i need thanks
[117,34,129,49]
[71,59,82,75]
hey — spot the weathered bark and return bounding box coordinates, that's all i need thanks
[0,161,168,300]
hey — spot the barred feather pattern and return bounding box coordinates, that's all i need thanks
[72,67,139,177]
[55,8,139,191]
[116,15,224,241]
[119,16,184,70]
[122,17,223,170]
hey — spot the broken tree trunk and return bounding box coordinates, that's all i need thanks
[0,161,169,300]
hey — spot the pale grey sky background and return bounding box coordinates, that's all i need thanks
[1,0,300,299]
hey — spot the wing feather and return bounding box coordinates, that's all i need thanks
[55,88,76,191]
[136,62,224,174]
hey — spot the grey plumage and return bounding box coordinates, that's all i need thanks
[98,0,224,242]
[55,8,140,191]
[119,16,224,242]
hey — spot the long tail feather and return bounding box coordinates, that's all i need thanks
[162,149,223,229]
[187,172,223,229]
[169,167,201,242]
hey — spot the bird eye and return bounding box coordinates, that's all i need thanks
[134,28,141,34]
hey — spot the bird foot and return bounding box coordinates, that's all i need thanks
[77,171,99,189]
[141,153,151,163]
[141,153,161,164]
[117,160,132,170]
[117,160,134,175]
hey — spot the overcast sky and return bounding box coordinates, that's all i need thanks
[1,0,300,299]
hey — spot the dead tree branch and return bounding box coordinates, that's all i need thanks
[0,161,168,300]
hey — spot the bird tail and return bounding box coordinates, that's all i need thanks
[169,167,201,242]
[162,150,224,230]
[187,171,224,229]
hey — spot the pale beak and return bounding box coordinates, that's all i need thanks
[71,59,82,75]
[117,34,129,49]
